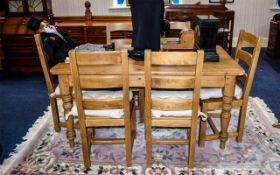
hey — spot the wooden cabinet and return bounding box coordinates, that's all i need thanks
[1,0,53,72]
[55,18,132,45]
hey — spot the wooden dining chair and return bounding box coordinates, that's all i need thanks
[106,22,133,50]
[144,50,204,168]
[34,34,78,147]
[198,30,262,147]
[69,49,136,168]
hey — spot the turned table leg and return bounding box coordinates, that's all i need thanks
[59,75,75,148]
[220,75,236,149]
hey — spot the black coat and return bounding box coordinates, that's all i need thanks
[41,32,77,63]
[130,0,164,51]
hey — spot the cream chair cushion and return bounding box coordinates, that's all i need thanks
[151,90,194,118]
[70,90,133,119]
[200,85,243,100]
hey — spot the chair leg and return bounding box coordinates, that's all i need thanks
[198,118,207,147]
[145,122,152,167]
[138,89,145,123]
[125,120,132,167]
[50,97,61,132]
[131,102,137,141]
[80,126,91,169]
[88,128,94,140]
[236,103,248,143]
[198,103,208,147]
[188,126,196,169]
[66,115,76,148]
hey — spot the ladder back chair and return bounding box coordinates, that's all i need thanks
[198,29,262,147]
[69,49,136,168]
[144,50,204,168]
[34,34,78,148]
[106,22,133,50]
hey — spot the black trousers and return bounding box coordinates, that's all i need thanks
[130,0,164,51]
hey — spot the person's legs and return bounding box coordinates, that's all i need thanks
[129,0,163,60]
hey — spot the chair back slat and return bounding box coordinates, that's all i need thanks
[83,98,123,110]
[152,98,193,111]
[34,34,55,93]
[111,39,132,50]
[151,52,198,65]
[239,30,260,47]
[107,22,133,32]
[75,51,122,65]
[160,37,179,43]
[169,21,190,30]
[236,49,252,66]
[79,75,122,89]
[152,76,195,89]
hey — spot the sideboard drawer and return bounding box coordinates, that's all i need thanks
[86,26,106,35]
[58,27,84,36]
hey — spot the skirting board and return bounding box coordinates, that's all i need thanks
[232,37,268,48]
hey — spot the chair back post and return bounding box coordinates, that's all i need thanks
[192,50,204,122]
[106,24,112,44]
[34,34,55,94]
[69,50,85,123]
[121,49,130,121]
[144,50,152,124]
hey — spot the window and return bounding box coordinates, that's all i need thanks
[276,0,280,8]
[7,0,44,13]
[114,0,183,8]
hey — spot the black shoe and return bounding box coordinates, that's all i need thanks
[104,43,115,51]
[128,49,144,61]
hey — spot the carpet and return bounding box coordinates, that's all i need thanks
[1,97,280,175]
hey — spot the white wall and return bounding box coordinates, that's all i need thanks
[52,0,280,46]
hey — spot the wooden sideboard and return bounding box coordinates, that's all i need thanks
[165,4,234,54]
[55,16,131,45]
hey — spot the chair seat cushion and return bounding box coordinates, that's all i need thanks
[70,90,133,119]
[83,90,133,99]
[200,85,243,100]
[72,106,124,119]
[151,90,194,118]
[54,85,60,96]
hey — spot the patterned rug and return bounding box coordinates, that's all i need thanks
[1,97,280,175]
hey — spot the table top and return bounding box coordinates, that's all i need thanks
[50,46,244,77]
